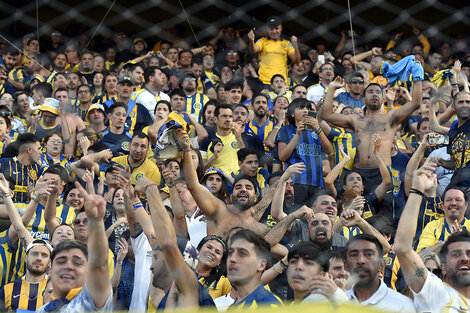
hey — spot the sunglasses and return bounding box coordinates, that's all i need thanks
[73,218,88,226]
[350,80,364,85]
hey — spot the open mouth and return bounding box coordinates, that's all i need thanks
[316,231,327,239]
[60,274,75,282]
[325,209,335,217]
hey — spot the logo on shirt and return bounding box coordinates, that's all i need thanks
[121,141,130,152]
[231,141,239,149]
[129,111,136,118]
[135,173,144,182]
[193,102,202,110]
[56,216,63,224]
[29,170,37,181]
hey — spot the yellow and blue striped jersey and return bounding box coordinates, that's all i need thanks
[417,217,470,252]
[339,226,362,240]
[267,90,291,102]
[0,157,43,203]
[0,230,17,287]
[245,119,275,151]
[72,102,90,121]
[96,93,118,105]
[0,276,47,312]
[185,93,209,121]
[327,127,356,171]
[45,72,56,86]
[230,285,282,309]
[8,67,25,82]
[40,154,72,173]
[382,252,406,293]
[413,196,443,249]
[231,167,269,196]
[27,203,77,241]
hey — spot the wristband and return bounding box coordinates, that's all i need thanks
[31,196,40,203]
[280,259,288,269]
[1,191,11,198]
[274,126,281,130]
[315,128,322,134]
[409,188,425,197]
[133,204,144,211]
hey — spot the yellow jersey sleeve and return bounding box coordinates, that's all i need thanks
[416,220,440,252]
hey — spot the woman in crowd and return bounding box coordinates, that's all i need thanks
[196,235,231,299]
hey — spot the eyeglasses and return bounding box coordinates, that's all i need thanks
[73,218,88,226]
[227,52,238,56]
[48,139,63,144]
[78,90,91,94]
[184,77,196,81]
[350,80,364,85]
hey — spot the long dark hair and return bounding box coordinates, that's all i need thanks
[197,235,227,287]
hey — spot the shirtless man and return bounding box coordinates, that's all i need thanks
[322,74,422,194]
[179,131,299,252]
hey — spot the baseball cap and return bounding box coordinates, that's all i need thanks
[26,239,53,254]
[133,37,145,45]
[266,16,282,26]
[202,167,225,180]
[39,98,60,115]
[86,103,106,120]
[117,76,134,85]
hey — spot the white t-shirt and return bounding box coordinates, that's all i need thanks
[306,83,344,104]
[213,293,236,312]
[346,280,415,312]
[133,89,170,120]
[413,272,470,313]
[129,231,153,312]
[36,283,113,312]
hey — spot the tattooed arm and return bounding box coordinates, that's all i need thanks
[394,161,437,293]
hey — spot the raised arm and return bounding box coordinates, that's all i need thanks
[324,146,350,198]
[391,75,423,125]
[182,112,209,145]
[0,174,35,245]
[372,134,392,201]
[162,165,188,239]
[271,163,306,221]
[394,161,437,293]
[428,103,450,135]
[44,184,61,236]
[76,182,111,308]
[340,209,391,254]
[404,134,431,196]
[111,238,128,289]
[136,177,199,308]
[321,77,355,129]
[179,130,225,217]
[121,176,158,248]
[247,30,261,54]
[288,36,301,64]
[265,110,285,149]
[264,206,314,247]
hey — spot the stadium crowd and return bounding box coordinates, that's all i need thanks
[0,13,469,312]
